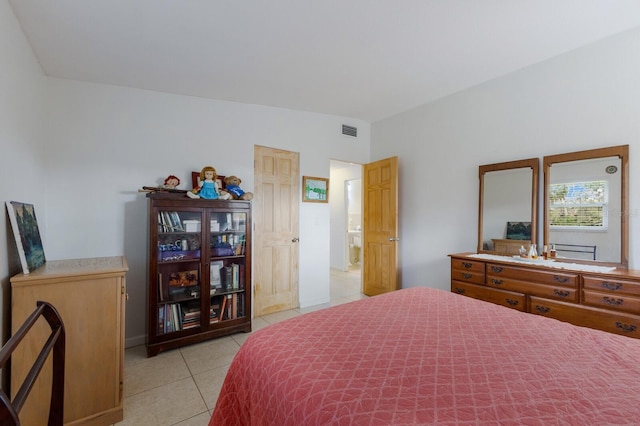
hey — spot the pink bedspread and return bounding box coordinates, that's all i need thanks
[210,288,640,425]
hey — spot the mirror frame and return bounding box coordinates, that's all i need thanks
[478,158,539,254]
[543,145,629,267]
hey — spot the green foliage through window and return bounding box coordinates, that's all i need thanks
[549,181,606,227]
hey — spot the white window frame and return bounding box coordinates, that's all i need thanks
[549,180,608,231]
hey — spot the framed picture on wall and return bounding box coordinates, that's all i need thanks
[6,201,46,274]
[302,176,329,203]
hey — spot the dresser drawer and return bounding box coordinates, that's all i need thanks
[487,264,577,287]
[451,268,484,285]
[583,290,640,314]
[452,281,525,312]
[451,258,485,273]
[486,277,578,303]
[583,276,640,297]
[530,296,640,339]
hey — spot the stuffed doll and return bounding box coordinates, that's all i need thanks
[187,166,230,199]
[163,175,180,189]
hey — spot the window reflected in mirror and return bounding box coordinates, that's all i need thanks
[544,145,628,266]
[547,156,622,263]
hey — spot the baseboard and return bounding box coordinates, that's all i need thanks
[125,334,146,349]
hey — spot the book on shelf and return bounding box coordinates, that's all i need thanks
[182,312,200,329]
[160,212,173,232]
[231,293,237,318]
[162,211,171,231]
[171,304,181,332]
[170,211,184,231]
[227,294,233,319]
[217,294,236,321]
[158,306,165,334]
[231,264,239,289]
[219,294,234,320]
[158,273,164,302]
[158,211,185,232]
[160,302,205,333]
[220,263,244,290]
[220,295,228,321]
[237,293,245,318]
[223,266,233,290]
[182,304,200,329]
[162,305,173,333]
[239,264,245,289]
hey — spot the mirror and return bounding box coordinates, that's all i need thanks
[478,158,539,255]
[543,145,628,266]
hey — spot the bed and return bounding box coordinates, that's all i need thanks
[210,287,640,425]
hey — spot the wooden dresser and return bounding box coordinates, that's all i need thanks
[450,253,640,339]
[10,256,128,425]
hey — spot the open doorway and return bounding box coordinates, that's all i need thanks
[329,160,363,303]
[346,178,362,271]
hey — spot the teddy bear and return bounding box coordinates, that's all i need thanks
[220,176,253,200]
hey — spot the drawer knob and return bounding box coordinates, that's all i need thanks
[490,278,503,285]
[506,299,519,306]
[453,288,466,295]
[535,305,550,314]
[552,275,569,283]
[602,281,622,291]
[553,289,570,298]
[615,322,637,333]
[461,262,472,269]
[491,266,503,273]
[603,297,623,306]
[461,273,472,279]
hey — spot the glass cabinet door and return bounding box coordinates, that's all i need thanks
[155,209,203,335]
[209,211,247,324]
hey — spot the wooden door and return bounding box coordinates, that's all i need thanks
[363,156,399,296]
[254,146,300,315]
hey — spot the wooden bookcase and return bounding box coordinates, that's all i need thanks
[146,192,251,356]
[10,256,128,425]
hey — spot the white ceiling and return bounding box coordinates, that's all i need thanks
[9,1,640,123]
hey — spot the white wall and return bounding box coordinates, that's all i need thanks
[0,1,46,353]
[371,27,640,290]
[40,78,370,346]
[482,168,533,249]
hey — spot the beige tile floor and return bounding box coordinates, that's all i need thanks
[116,267,365,426]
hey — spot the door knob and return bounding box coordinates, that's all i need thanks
[389,237,399,241]
[292,237,299,243]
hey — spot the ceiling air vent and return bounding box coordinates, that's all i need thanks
[342,125,357,137]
